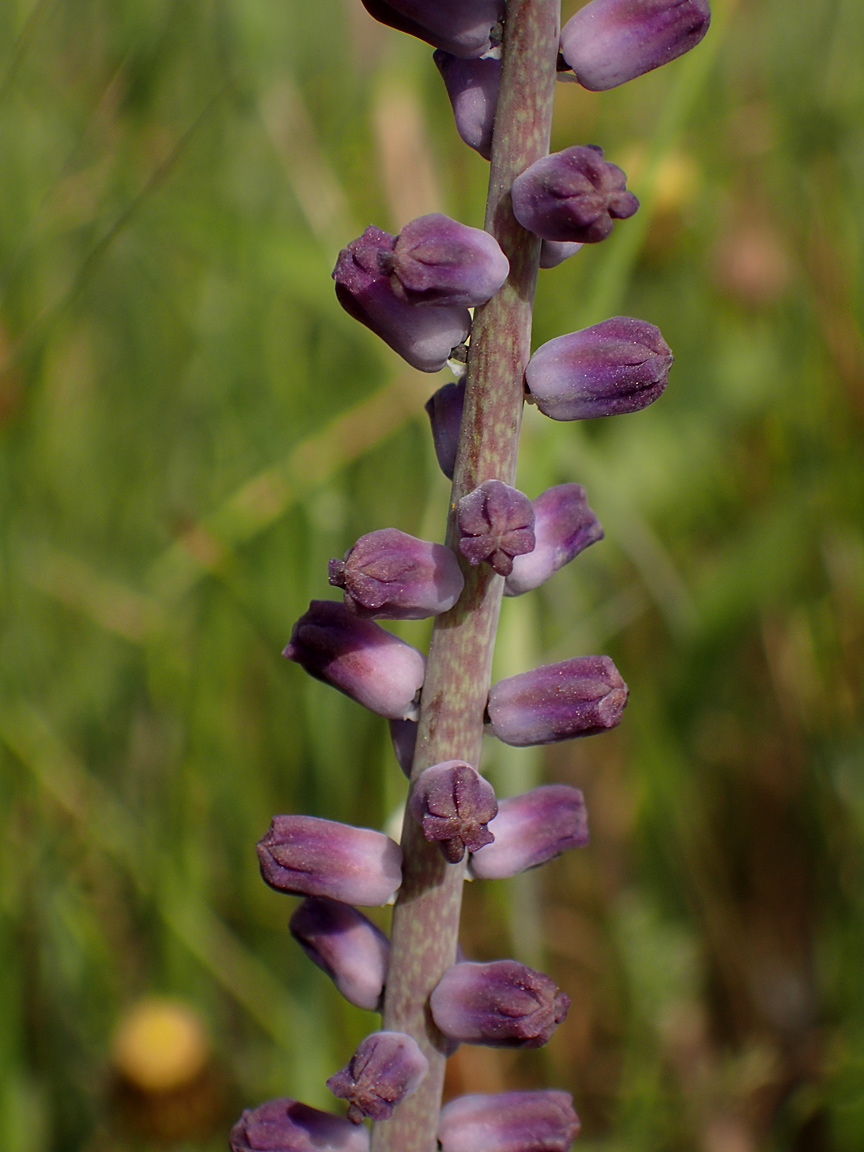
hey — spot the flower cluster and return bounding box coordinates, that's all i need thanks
[234,1,710,1149]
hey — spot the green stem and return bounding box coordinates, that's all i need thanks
[371,4,559,1151]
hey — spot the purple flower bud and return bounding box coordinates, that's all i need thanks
[457,480,535,577]
[409,761,498,863]
[430,960,570,1048]
[486,655,628,747]
[333,226,470,373]
[504,484,603,596]
[257,816,403,907]
[229,1098,370,1152]
[359,0,504,59]
[284,600,425,721]
[560,0,711,91]
[539,240,583,269]
[329,528,464,621]
[385,215,509,309]
[512,145,639,244]
[524,316,673,421]
[468,785,588,880]
[388,717,417,777]
[289,897,390,1011]
[439,1091,581,1152]
[434,51,501,160]
[425,379,465,480]
[327,1031,429,1123]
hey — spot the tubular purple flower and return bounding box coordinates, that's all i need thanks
[524,316,673,421]
[425,379,465,480]
[385,214,509,308]
[333,226,470,373]
[283,600,425,721]
[438,1091,581,1152]
[329,528,464,620]
[289,897,390,1012]
[359,0,504,59]
[511,145,639,244]
[434,51,501,160]
[504,483,603,596]
[539,240,583,269]
[257,816,403,907]
[457,480,535,577]
[560,0,711,91]
[468,785,589,880]
[430,960,570,1048]
[487,655,628,746]
[327,1031,429,1124]
[388,717,417,777]
[409,761,498,863]
[229,1098,370,1152]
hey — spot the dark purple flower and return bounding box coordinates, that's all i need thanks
[327,1031,429,1123]
[425,379,465,480]
[410,761,498,863]
[385,214,509,308]
[329,528,464,620]
[560,0,711,91]
[504,484,603,596]
[457,480,535,576]
[511,145,639,244]
[388,717,418,777]
[257,816,402,907]
[284,600,425,721]
[487,656,628,746]
[438,1091,581,1152]
[229,1098,370,1152]
[289,897,390,1011]
[430,960,570,1048]
[539,240,583,269]
[359,0,504,59]
[333,226,470,373]
[434,51,501,159]
[468,786,589,880]
[524,316,673,421]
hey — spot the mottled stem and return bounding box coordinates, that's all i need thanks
[371,4,559,1152]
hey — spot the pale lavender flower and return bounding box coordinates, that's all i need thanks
[438,1090,581,1152]
[329,528,464,620]
[525,316,673,420]
[468,785,588,880]
[425,379,465,480]
[486,655,628,746]
[539,240,583,269]
[430,960,569,1048]
[434,51,501,159]
[284,600,426,721]
[327,1031,429,1123]
[457,480,535,576]
[560,0,711,91]
[410,761,498,863]
[511,145,639,244]
[229,1098,370,1152]
[504,483,603,596]
[388,717,418,777]
[359,0,504,59]
[257,816,403,907]
[289,897,390,1012]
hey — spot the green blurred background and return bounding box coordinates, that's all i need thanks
[1,0,863,1148]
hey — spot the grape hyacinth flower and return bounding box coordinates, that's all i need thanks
[289,897,390,1012]
[487,655,629,746]
[359,0,504,59]
[327,1032,429,1123]
[560,0,712,91]
[457,480,536,576]
[511,145,639,244]
[229,1098,370,1152]
[257,816,403,906]
[409,761,498,862]
[386,215,509,308]
[468,785,589,880]
[525,316,674,420]
[434,51,501,159]
[329,528,464,620]
[425,379,465,480]
[430,960,570,1048]
[438,1091,581,1152]
[504,483,603,596]
[283,600,425,721]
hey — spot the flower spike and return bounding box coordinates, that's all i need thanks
[327,1031,429,1123]
[289,897,390,1012]
[439,1091,581,1152]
